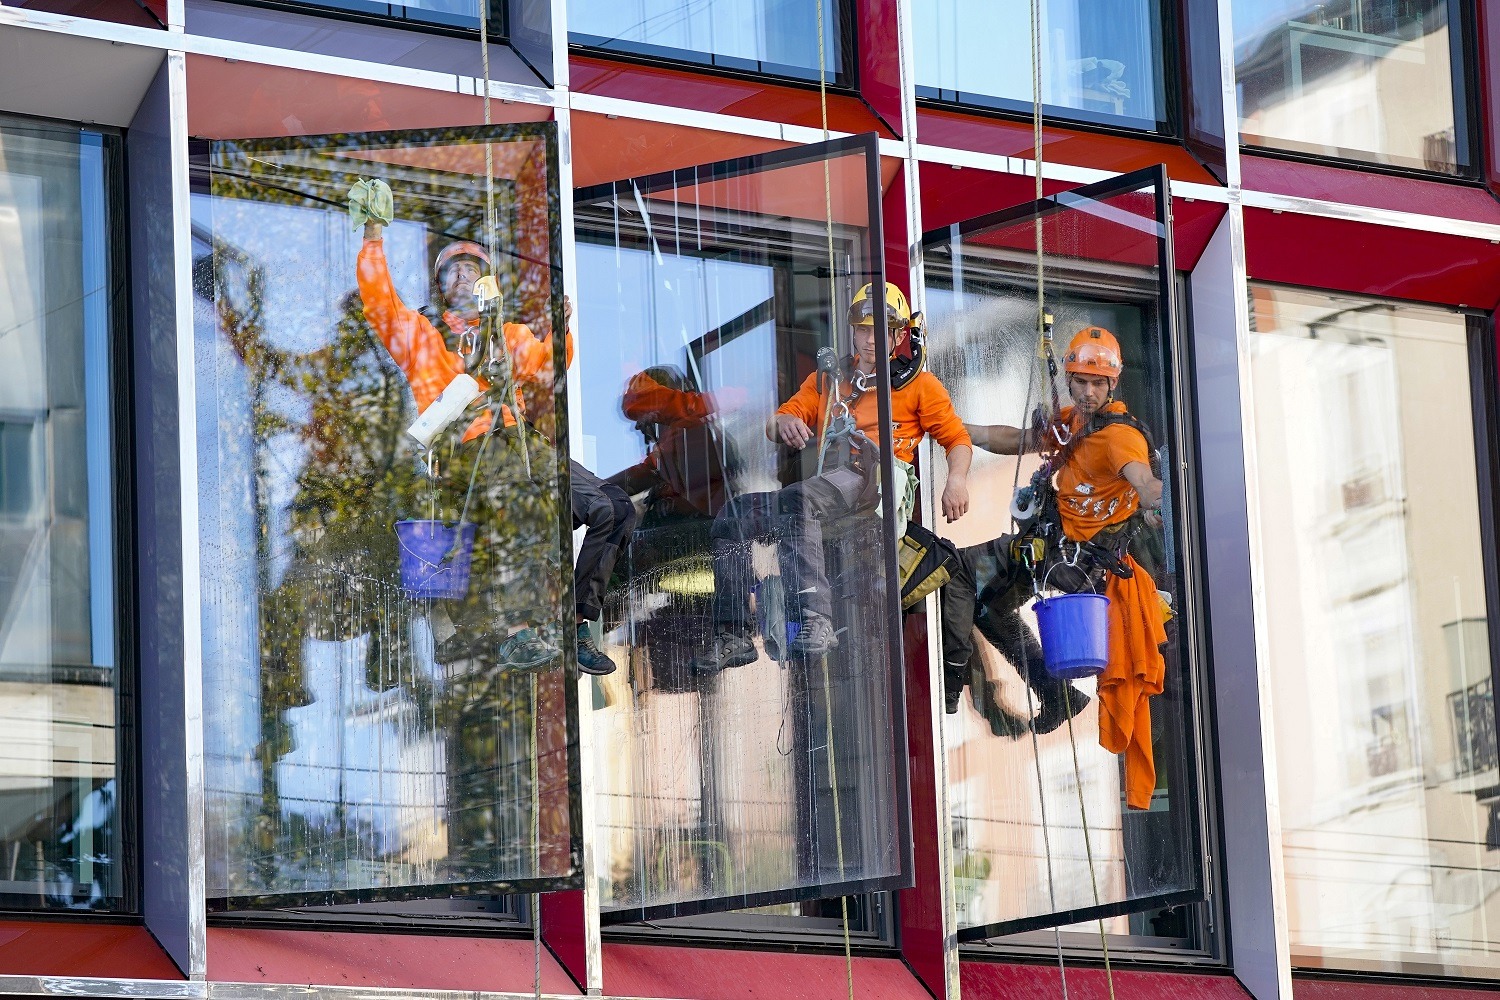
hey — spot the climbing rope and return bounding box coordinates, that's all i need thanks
[814,0,855,994]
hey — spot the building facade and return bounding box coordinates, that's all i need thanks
[0,0,1498,995]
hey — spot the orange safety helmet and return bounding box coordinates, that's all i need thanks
[432,240,492,282]
[1062,326,1123,379]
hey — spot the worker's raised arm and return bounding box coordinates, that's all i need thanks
[964,423,1028,455]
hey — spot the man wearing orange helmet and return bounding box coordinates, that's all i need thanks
[694,281,973,670]
[963,325,1169,810]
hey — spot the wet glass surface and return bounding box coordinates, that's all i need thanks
[922,171,1203,938]
[195,126,579,906]
[574,138,910,920]
[0,120,125,912]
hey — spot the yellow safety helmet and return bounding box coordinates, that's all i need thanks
[849,281,913,331]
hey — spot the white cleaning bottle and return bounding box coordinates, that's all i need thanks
[407,372,481,449]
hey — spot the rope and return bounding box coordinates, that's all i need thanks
[821,654,855,1000]
[814,3,854,995]
[531,674,543,1000]
[481,4,543,992]
[1063,697,1116,999]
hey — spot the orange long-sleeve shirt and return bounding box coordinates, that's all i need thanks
[775,369,971,465]
[356,238,556,441]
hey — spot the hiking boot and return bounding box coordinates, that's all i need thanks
[496,627,561,672]
[575,622,618,676]
[787,612,839,657]
[1031,681,1092,736]
[693,630,757,673]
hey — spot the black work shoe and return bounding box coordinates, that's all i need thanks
[496,627,562,672]
[787,612,838,656]
[1031,682,1092,736]
[575,622,617,676]
[945,685,963,714]
[693,630,757,673]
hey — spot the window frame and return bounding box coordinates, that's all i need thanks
[566,0,859,92]
[573,133,915,926]
[604,890,899,951]
[919,165,1216,946]
[1235,0,1485,182]
[0,116,138,918]
[192,122,585,913]
[911,0,1183,137]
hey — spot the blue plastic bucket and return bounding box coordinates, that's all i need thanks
[1034,592,1110,679]
[395,520,476,600]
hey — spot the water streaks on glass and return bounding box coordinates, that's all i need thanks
[922,169,1203,939]
[574,137,911,921]
[195,126,579,906]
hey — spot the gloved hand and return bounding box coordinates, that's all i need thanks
[348,177,394,230]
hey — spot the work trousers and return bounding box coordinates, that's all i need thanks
[710,474,859,632]
[569,460,637,621]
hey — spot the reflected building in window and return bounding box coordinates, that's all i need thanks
[1249,285,1499,977]
[1234,0,1469,173]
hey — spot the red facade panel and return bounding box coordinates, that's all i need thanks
[0,921,182,979]
[569,57,893,138]
[962,960,1252,999]
[206,927,579,993]
[1240,155,1500,227]
[1244,208,1500,310]
[602,942,933,1000]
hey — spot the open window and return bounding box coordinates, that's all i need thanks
[921,165,1208,942]
[573,135,913,921]
[192,124,581,908]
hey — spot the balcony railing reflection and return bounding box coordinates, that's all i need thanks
[1449,675,1497,777]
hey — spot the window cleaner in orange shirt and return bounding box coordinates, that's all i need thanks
[694,282,974,671]
[353,179,568,672]
[964,326,1169,811]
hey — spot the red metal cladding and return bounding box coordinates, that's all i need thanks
[0,921,183,979]
[915,108,1221,186]
[1293,978,1487,999]
[1244,208,1500,311]
[898,614,948,998]
[962,961,1252,999]
[1240,155,1500,227]
[855,0,902,136]
[541,889,588,990]
[569,57,893,138]
[1478,0,1500,197]
[917,165,1224,272]
[601,942,933,1000]
[205,927,579,993]
[5,0,164,27]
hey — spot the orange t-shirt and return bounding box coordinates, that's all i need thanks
[776,369,970,465]
[356,239,561,440]
[1054,401,1150,541]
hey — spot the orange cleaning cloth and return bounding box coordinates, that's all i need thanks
[1098,553,1167,810]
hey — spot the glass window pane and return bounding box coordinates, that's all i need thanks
[1234,0,1469,173]
[913,0,1168,130]
[1249,286,1497,977]
[922,171,1203,939]
[195,125,580,907]
[575,138,910,920]
[0,120,124,912]
[569,0,846,83]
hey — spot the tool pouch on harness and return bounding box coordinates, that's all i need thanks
[898,521,960,611]
[815,423,881,512]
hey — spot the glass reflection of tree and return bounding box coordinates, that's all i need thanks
[204,150,555,894]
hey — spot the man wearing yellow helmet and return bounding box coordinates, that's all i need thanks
[963,325,1168,810]
[694,281,973,670]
